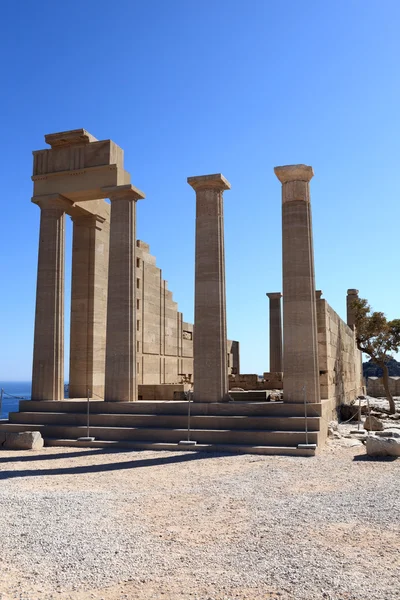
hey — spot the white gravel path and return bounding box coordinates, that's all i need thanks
[0,441,398,600]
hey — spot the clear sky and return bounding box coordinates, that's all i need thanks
[1,0,399,381]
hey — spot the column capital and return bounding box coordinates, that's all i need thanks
[266,292,282,300]
[71,214,106,230]
[187,173,231,191]
[102,184,145,202]
[347,289,359,295]
[274,164,314,184]
[316,290,323,300]
[32,193,73,211]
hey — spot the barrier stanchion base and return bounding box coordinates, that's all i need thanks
[297,443,317,450]
[77,437,95,442]
[178,440,197,446]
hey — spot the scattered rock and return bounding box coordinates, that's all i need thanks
[268,393,281,402]
[364,416,384,431]
[366,435,400,457]
[2,431,44,450]
[328,421,339,438]
[375,429,400,439]
[388,413,400,420]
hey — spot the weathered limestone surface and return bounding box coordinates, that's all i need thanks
[104,185,145,402]
[188,174,230,403]
[275,164,320,404]
[267,292,283,373]
[317,296,364,404]
[367,376,400,397]
[69,212,110,399]
[346,289,359,329]
[1,431,44,450]
[31,197,67,401]
[135,241,239,385]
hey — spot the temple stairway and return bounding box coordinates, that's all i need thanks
[0,400,326,457]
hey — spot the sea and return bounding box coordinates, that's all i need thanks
[0,381,32,419]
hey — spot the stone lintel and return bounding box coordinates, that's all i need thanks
[267,292,282,300]
[274,164,314,184]
[45,129,98,148]
[31,194,73,211]
[102,184,145,201]
[347,289,359,295]
[187,173,231,191]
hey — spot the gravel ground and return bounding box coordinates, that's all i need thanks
[0,440,399,600]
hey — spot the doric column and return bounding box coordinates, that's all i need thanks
[69,214,110,399]
[103,184,145,402]
[274,165,320,404]
[31,196,67,401]
[346,289,359,330]
[266,293,283,372]
[187,173,231,403]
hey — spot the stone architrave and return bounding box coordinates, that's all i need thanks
[346,289,359,330]
[187,173,231,403]
[103,184,145,402]
[31,195,71,401]
[266,293,283,373]
[274,165,320,404]
[69,214,110,399]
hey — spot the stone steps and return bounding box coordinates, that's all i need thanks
[0,400,325,457]
[8,412,320,432]
[18,400,322,417]
[44,439,316,457]
[0,422,318,446]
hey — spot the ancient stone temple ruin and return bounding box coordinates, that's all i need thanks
[0,129,364,456]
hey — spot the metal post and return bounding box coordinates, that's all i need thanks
[187,389,192,442]
[87,387,90,438]
[303,385,309,446]
[297,384,317,450]
[77,388,95,442]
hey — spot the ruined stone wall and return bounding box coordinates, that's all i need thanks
[317,298,364,404]
[367,376,400,397]
[135,240,239,385]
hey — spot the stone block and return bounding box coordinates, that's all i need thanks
[3,431,44,450]
[366,436,400,457]
[364,415,384,431]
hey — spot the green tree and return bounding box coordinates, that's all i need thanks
[352,297,400,414]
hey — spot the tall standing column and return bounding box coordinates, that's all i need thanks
[346,289,359,329]
[103,185,145,402]
[274,165,320,404]
[69,214,109,399]
[31,197,66,401]
[187,173,231,403]
[266,293,283,372]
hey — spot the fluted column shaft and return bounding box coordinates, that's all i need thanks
[103,185,145,402]
[69,214,109,399]
[32,202,65,401]
[275,165,320,404]
[188,174,231,403]
[267,293,283,372]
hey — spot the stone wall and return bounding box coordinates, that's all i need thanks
[135,240,239,385]
[317,298,364,405]
[367,376,400,397]
[229,372,283,391]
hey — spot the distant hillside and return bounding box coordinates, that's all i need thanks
[363,358,400,378]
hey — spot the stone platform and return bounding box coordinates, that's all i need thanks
[0,400,331,457]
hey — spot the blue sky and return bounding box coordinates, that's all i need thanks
[1,0,399,381]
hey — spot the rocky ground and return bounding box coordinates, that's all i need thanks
[0,427,399,600]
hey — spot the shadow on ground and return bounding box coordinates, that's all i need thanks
[0,448,227,480]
